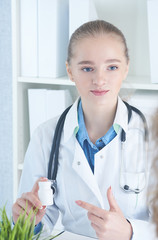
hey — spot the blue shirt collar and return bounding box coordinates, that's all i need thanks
[77,100,117,148]
[63,96,128,143]
[77,100,94,148]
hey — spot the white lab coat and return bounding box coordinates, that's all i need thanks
[18,97,155,240]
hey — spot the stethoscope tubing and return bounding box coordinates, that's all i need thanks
[48,101,149,195]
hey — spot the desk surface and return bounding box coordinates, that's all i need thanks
[51,230,96,239]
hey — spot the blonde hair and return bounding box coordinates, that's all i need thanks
[150,109,158,236]
[67,20,129,64]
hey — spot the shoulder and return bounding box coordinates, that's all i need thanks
[116,98,146,137]
[127,102,146,130]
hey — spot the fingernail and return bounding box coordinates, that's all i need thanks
[40,177,48,180]
[109,186,113,195]
[38,206,43,209]
[42,206,47,210]
[75,200,82,205]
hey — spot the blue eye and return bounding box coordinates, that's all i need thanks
[82,67,93,72]
[108,66,118,71]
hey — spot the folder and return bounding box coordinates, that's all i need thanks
[45,90,73,121]
[20,0,38,77]
[147,0,158,83]
[69,0,98,38]
[28,89,73,137]
[28,89,46,136]
[38,0,69,78]
[127,91,158,128]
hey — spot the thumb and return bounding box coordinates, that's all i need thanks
[107,186,121,213]
[31,177,48,194]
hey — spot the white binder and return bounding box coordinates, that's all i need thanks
[28,89,73,137]
[38,0,69,78]
[20,0,38,77]
[147,0,158,83]
[127,91,158,129]
[20,0,69,78]
[69,0,98,39]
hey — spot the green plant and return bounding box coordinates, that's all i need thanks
[0,206,56,240]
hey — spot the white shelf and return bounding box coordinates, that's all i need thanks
[18,76,75,86]
[18,75,158,90]
[122,76,158,90]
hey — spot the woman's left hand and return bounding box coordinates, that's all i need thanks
[75,187,133,240]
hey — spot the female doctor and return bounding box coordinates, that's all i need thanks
[12,20,151,240]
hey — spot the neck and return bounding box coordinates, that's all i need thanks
[81,98,118,143]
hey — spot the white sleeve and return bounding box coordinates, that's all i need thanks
[18,123,59,236]
[129,219,158,240]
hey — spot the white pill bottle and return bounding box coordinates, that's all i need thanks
[38,181,54,206]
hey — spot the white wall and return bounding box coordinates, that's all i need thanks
[0,0,13,214]
[93,0,150,77]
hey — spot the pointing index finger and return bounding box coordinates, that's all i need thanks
[75,200,107,219]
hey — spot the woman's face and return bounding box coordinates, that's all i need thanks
[66,34,129,108]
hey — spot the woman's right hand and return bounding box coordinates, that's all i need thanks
[12,177,48,225]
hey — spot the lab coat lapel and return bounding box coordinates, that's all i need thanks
[72,139,104,208]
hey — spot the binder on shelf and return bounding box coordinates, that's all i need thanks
[147,0,158,83]
[28,89,73,137]
[127,91,158,129]
[20,0,69,78]
[38,0,69,78]
[69,0,98,38]
[20,0,38,77]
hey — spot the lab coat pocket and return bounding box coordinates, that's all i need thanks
[115,171,150,218]
[125,171,150,218]
[120,171,146,195]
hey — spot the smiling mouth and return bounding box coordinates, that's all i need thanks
[91,90,110,96]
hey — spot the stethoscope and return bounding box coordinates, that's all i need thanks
[119,102,149,194]
[48,101,149,195]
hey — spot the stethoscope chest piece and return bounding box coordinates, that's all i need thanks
[51,180,57,194]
